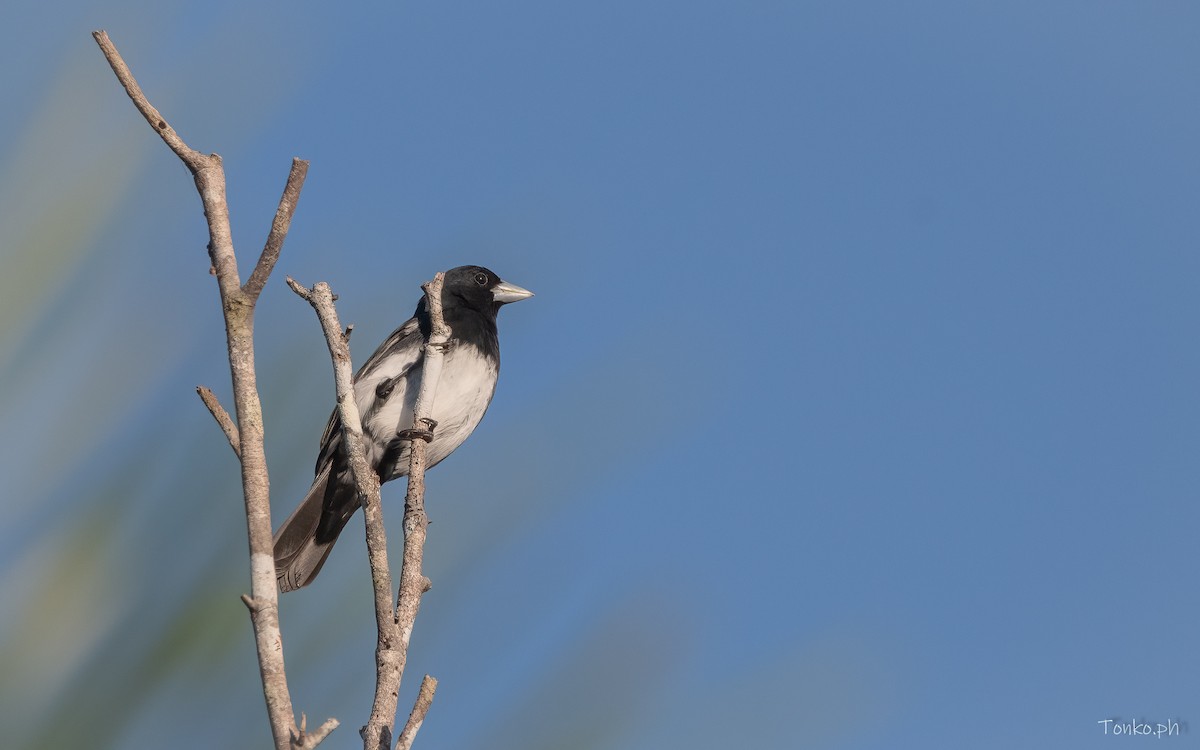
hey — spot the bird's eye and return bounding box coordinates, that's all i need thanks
[474,272,489,286]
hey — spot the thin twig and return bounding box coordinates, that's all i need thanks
[245,159,310,300]
[384,272,449,746]
[91,30,207,171]
[288,274,444,749]
[393,274,449,641]
[93,30,334,749]
[395,675,438,750]
[297,717,341,748]
[197,385,241,458]
[285,277,401,750]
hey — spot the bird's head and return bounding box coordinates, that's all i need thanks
[441,265,533,316]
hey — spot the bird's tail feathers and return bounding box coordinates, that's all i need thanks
[273,467,348,593]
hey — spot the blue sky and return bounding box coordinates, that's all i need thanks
[1,2,1198,748]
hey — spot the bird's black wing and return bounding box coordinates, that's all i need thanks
[313,316,425,475]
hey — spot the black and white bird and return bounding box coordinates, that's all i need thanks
[273,265,533,592]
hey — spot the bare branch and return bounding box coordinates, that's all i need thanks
[197,385,241,458]
[285,278,402,750]
[91,30,209,172]
[297,716,341,748]
[392,272,447,630]
[245,159,310,300]
[94,30,239,288]
[93,30,337,749]
[395,675,438,750]
[384,272,449,746]
[289,274,444,749]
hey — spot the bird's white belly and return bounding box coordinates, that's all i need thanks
[360,342,498,475]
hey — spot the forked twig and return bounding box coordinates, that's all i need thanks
[92,29,332,749]
[287,274,445,750]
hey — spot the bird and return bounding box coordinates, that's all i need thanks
[273,265,533,592]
